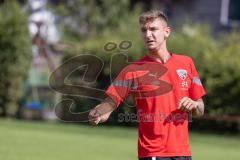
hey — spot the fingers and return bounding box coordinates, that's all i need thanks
[178,97,197,113]
[88,109,101,125]
[185,103,194,112]
[179,97,188,108]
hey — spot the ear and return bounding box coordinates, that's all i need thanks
[164,26,171,38]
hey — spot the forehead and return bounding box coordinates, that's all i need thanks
[140,18,165,28]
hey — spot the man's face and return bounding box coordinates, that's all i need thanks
[140,18,170,52]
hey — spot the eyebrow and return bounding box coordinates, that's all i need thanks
[149,26,158,29]
[141,26,159,31]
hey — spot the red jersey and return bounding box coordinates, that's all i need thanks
[105,53,206,158]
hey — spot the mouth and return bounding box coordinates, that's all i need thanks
[146,40,154,44]
[146,40,155,46]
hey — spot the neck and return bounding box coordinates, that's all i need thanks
[148,44,170,63]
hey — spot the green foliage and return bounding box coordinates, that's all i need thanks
[51,0,142,41]
[49,0,145,122]
[50,0,145,62]
[168,23,240,115]
[51,1,240,121]
[0,0,32,116]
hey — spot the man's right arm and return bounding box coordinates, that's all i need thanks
[88,97,117,125]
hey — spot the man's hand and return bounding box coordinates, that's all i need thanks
[178,97,204,117]
[88,107,101,125]
[88,97,117,125]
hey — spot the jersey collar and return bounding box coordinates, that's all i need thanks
[144,52,174,65]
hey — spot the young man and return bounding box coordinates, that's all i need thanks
[89,10,206,160]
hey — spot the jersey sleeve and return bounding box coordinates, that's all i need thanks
[189,58,206,100]
[105,66,134,107]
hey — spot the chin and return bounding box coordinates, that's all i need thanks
[147,47,157,52]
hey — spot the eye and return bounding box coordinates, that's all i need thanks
[150,27,158,31]
[141,28,147,32]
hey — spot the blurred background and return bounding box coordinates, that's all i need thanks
[0,0,239,160]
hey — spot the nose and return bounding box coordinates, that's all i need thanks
[144,30,152,39]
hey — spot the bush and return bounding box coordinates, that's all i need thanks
[52,2,240,124]
[0,0,32,116]
[169,23,240,116]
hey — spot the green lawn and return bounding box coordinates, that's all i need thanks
[0,119,239,160]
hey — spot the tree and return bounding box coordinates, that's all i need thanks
[49,1,240,125]
[48,0,144,124]
[0,0,32,117]
[168,23,240,116]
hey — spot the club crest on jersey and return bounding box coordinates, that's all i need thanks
[176,69,187,80]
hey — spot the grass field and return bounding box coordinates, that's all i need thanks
[0,119,239,160]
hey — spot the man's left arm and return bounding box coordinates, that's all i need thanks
[179,97,204,117]
[183,58,206,117]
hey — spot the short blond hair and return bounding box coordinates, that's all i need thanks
[139,10,168,25]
